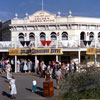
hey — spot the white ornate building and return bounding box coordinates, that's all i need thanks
[1,10,100,69]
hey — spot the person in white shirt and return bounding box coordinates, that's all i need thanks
[17,59,20,72]
[6,62,12,80]
[27,59,32,73]
[35,59,39,73]
[55,67,62,89]
[32,78,37,92]
[9,76,17,99]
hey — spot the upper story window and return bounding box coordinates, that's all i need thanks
[80,32,85,40]
[29,32,35,41]
[98,32,100,40]
[40,32,46,41]
[19,33,24,41]
[51,32,57,40]
[62,32,68,40]
[89,32,94,41]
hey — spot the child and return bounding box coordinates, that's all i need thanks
[32,78,37,92]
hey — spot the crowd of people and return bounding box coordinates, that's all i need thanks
[0,57,78,99]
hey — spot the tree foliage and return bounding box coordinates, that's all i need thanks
[55,67,100,100]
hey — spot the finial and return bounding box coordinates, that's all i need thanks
[25,13,29,19]
[15,13,18,19]
[57,12,61,17]
[25,13,28,17]
[68,10,72,17]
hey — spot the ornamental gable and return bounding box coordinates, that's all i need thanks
[28,11,56,23]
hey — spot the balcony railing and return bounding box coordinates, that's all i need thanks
[0,40,98,50]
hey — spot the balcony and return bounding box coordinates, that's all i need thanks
[0,40,98,50]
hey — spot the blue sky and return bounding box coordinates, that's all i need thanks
[0,0,100,21]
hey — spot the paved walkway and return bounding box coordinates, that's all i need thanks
[0,73,60,100]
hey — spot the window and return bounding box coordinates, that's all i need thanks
[51,32,57,40]
[40,32,46,41]
[62,32,68,40]
[29,32,35,41]
[98,32,100,40]
[89,32,94,41]
[19,33,24,41]
[80,32,85,40]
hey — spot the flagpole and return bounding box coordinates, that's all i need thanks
[42,0,44,11]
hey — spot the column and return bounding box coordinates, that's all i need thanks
[78,50,81,66]
[14,38,17,73]
[56,33,59,62]
[15,55,17,73]
[56,55,59,62]
[35,55,37,62]
[94,33,97,67]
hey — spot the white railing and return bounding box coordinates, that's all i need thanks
[0,40,99,49]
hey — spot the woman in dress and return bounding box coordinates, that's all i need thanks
[9,76,17,99]
[23,59,28,73]
[6,62,12,80]
[27,59,32,73]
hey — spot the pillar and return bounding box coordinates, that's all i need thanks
[56,55,59,62]
[35,55,37,62]
[15,55,17,73]
[78,50,81,66]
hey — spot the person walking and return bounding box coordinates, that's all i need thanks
[55,67,62,89]
[9,76,17,99]
[32,78,37,92]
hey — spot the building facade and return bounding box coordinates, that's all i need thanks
[1,10,100,70]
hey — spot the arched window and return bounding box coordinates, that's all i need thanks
[89,32,94,41]
[19,33,24,41]
[62,32,68,40]
[98,32,100,40]
[80,32,85,40]
[51,32,57,40]
[40,32,46,40]
[29,32,35,41]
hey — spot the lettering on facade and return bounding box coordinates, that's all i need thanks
[87,48,100,54]
[86,48,96,54]
[9,48,63,55]
[9,49,20,55]
[30,12,56,23]
[96,49,100,54]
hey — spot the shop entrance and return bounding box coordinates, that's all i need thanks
[38,55,56,65]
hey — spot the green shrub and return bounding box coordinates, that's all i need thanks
[55,67,100,100]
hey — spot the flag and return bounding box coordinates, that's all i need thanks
[46,41,51,46]
[41,41,46,46]
[20,41,25,46]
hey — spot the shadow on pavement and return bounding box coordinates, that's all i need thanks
[2,91,11,98]
[25,88,44,97]
[37,86,43,91]
[0,75,7,79]
[25,88,32,92]
[4,80,9,83]
[35,91,43,97]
